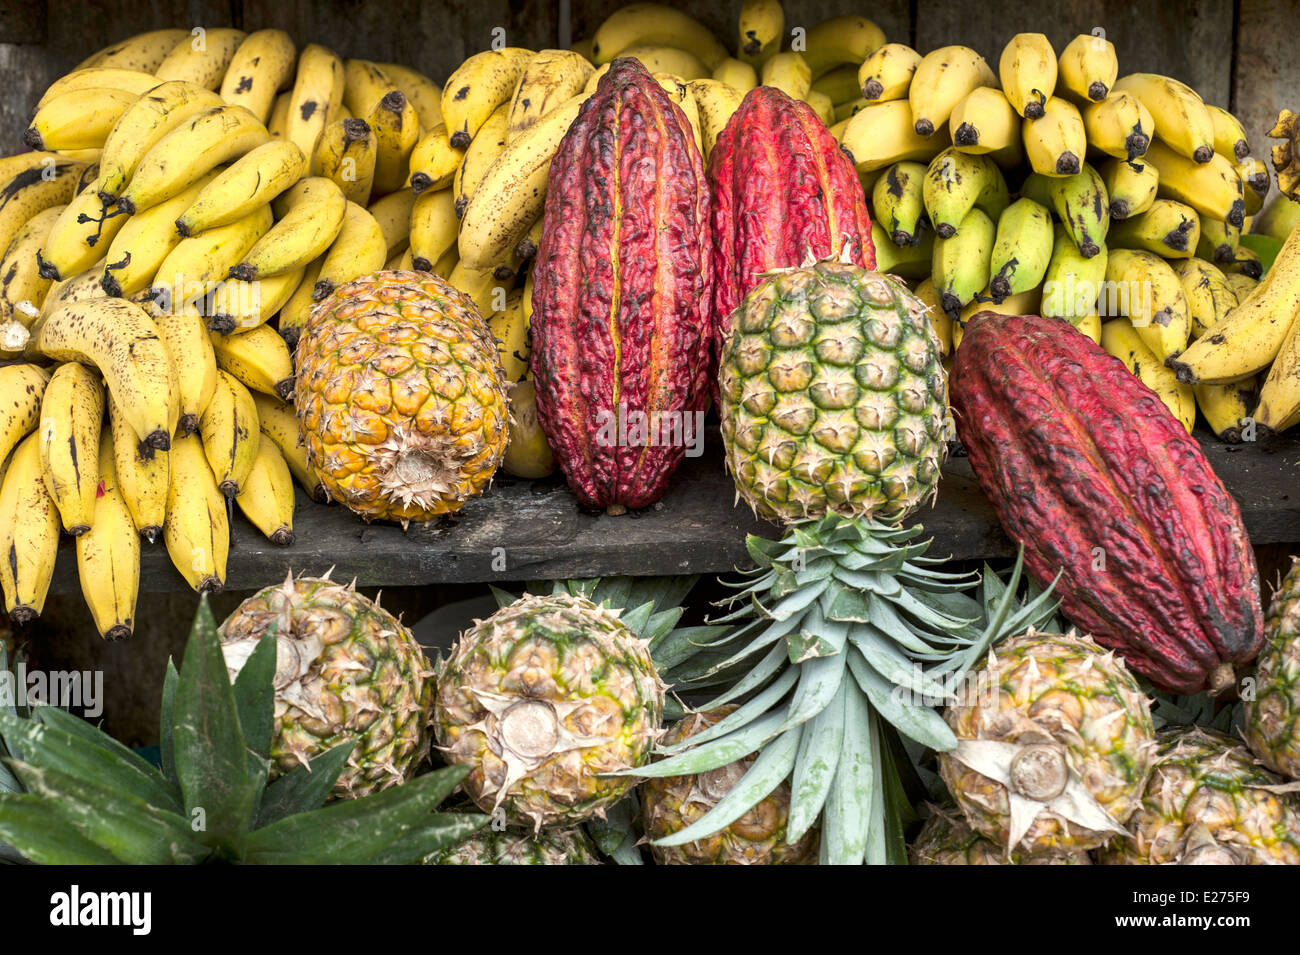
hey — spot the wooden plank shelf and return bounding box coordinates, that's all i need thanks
[45,428,1300,593]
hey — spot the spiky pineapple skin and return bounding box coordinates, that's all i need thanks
[426,826,603,865]
[433,593,664,829]
[294,270,509,524]
[910,806,1091,865]
[718,262,946,525]
[1100,727,1300,865]
[1246,560,1300,779]
[642,706,819,865]
[218,576,434,799]
[940,629,1156,854]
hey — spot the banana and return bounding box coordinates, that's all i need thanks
[0,153,88,269]
[311,117,377,205]
[76,29,190,72]
[690,79,745,159]
[99,170,217,297]
[1226,272,1260,300]
[153,27,245,89]
[1113,73,1215,165]
[1047,163,1109,258]
[1254,196,1300,242]
[759,53,812,101]
[872,161,927,246]
[343,59,399,120]
[506,50,594,142]
[106,389,168,542]
[1269,108,1300,199]
[454,102,511,217]
[378,62,444,130]
[283,44,345,162]
[230,177,345,281]
[1226,245,1264,279]
[654,75,704,154]
[595,46,709,83]
[1172,257,1239,339]
[1083,91,1153,161]
[713,58,758,93]
[208,267,305,334]
[591,4,727,70]
[998,33,1057,121]
[199,369,259,497]
[0,433,60,624]
[1056,33,1119,103]
[210,322,296,400]
[1256,311,1300,434]
[909,46,997,137]
[810,65,861,107]
[0,363,49,466]
[1041,223,1107,325]
[797,14,886,80]
[1101,156,1159,219]
[389,248,413,271]
[38,361,105,535]
[458,91,593,271]
[176,140,306,236]
[38,260,107,320]
[803,90,834,125]
[147,301,218,434]
[275,257,323,352]
[367,188,415,259]
[487,288,531,382]
[932,206,995,319]
[1023,96,1086,176]
[1197,215,1240,265]
[988,198,1054,303]
[251,391,326,502]
[234,433,295,545]
[76,428,140,640]
[268,91,292,139]
[1102,248,1191,362]
[1108,199,1200,258]
[219,29,296,123]
[1074,311,1102,344]
[313,201,387,300]
[1100,316,1195,431]
[449,259,514,317]
[0,205,63,323]
[38,68,161,107]
[838,98,951,172]
[1195,378,1257,441]
[407,124,464,194]
[409,188,459,272]
[858,43,921,103]
[152,203,273,310]
[25,88,138,151]
[949,87,1019,155]
[872,223,934,280]
[954,285,1042,349]
[1143,138,1245,228]
[118,104,271,215]
[38,185,128,282]
[442,47,535,148]
[738,0,783,67]
[96,81,226,201]
[368,90,421,196]
[432,245,459,279]
[923,148,1009,237]
[1238,157,1271,217]
[911,277,951,355]
[164,431,227,594]
[28,297,177,449]
[1207,104,1250,162]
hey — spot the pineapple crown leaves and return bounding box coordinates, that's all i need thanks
[617,516,1060,865]
[0,597,484,865]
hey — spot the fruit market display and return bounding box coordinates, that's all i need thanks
[2,0,1300,869]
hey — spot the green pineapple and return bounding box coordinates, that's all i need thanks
[910,805,1091,865]
[427,826,603,865]
[219,573,434,799]
[1245,559,1300,778]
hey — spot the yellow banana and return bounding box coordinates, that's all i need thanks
[175,140,306,236]
[872,222,934,279]
[513,215,545,262]
[96,81,225,201]
[230,177,345,281]
[1100,316,1195,431]
[38,68,160,107]
[152,203,273,310]
[409,188,459,272]
[448,260,513,316]
[210,322,296,400]
[164,431,227,594]
[1172,257,1239,339]
[923,148,1010,237]
[1238,157,1271,217]
[1057,33,1118,104]
[208,267,304,334]
[268,91,291,139]
[872,161,927,246]
[367,90,420,196]
[760,52,812,101]
[1101,156,1159,220]
[712,58,758,93]
[29,297,177,449]
[1143,138,1246,228]
[0,205,63,323]
[275,257,323,352]
[407,124,465,195]
[601,46,709,82]
[810,65,861,108]
[1022,96,1086,176]
[1107,199,1200,259]
[313,201,387,300]
[0,433,60,624]
[998,33,1057,120]
[507,50,594,141]
[654,74,704,153]
[118,104,270,215]
[25,87,138,151]
[76,428,140,640]
[1225,272,1259,300]
[343,59,399,120]
[148,300,218,434]
[1256,320,1300,434]
[1113,73,1215,165]
[251,391,326,502]
[284,43,345,162]
[1226,245,1264,279]
[909,46,997,137]
[1195,378,1257,442]
[1207,104,1250,162]
[442,47,535,148]
[796,14,886,80]
[858,43,920,103]
[591,4,727,70]
[454,102,511,217]
[106,388,168,542]
[367,188,415,259]
[487,288,531,382]
[690,79,746,160]
[312,117,377,205]
[199,368,259,497]
[0,363,50,466]
[738,0,783,67]
[378,62,443,130]
[838,98,951,172]
[76,29,190,72]
[949,87,1019,155]
[38,185,128,282]
[0,153,89,258]
[1198,215,1241,265]
[1041,223,1107,326]
[219,29,296,123]
[1083,91,1153,161]
[154,28,245,89]
[1102,247,1191,362]
[953,284,1042,349]
[432,245,459,279]
[98,170,218,297]
[388,248,412,271]
[234,433,295,545]
[37,260,107,322]
[38,361,105,535]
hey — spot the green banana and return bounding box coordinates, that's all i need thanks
[871,161,928,246]
[1047,163,1109,258]
[1041,222,1108,325]
[988,197,1054,303]
[931,206,995,319]
[922,147,1009,238]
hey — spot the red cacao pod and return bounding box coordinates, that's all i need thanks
[708,86,875,364]
[531,58,711,513]
[952,312,1263,694]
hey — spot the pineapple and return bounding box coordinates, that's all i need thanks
[1100,727,1300,865]
[939,629,1155,855]
[433,592,665,830]
[910,805,1091,865]
[219,574,434,799]
[1245,558,1300,778]
[294,270,509,526]
[641,707,819,865]
[426,826,603,865]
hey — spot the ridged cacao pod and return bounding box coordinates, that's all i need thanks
[531,57,711,513]
[952,313,1263,694]
[708,86,875,365]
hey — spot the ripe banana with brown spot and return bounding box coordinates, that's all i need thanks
[312,201,387,301]
[858,43,921,103]
[488,288,531,382]
[77,428,140,640]
[590,4,727,70]
[230,177,345,281]
[0,433,60,624]
[838,98,951,172]
[998,33,1056,120]
[1172,257,1239,339]
[737,0,783,67]
[514,214,545,262]
[154,28,245,89]
[251,391,326,502]
[1101,156,1159,220]
[1057,33,1118,104]
[275,257,322,353]
[199,368,259,497]
[164,431,227,594]
[442,48,535,149]
[1100,316,1195,432]
[210,322,296,400]
[1195,378,1257,442]
[220,29,296,123]
[25,88,138,151]
[949,87,1020,155]
[1083,91,1153,161]
[175,140,306,236]
[312,117,377,204]
[1198,215,1240,265]
[235,433,295,545]
[1238,157,1271,216]
[343,59,399,121]
[285,44,345,162]
[152,203,273,311]
[1207,104,1250,162]
[368,90,421,196]
[144,299,217,436]
[0,363,50,466]
[378,62,443,130]
[28,297,177,449]
[208,267,305,334]
[38,68,160,107]
[0,153,89,262]
[690,79,745,160]
[507,50,595,141]
[97,171,215,299]
[909,46,997,137]
[1,205,63,325]
[409,188,458,272]
[38,361,105,535]
[1143,138,1246,228]
[1107,199,1199,259]
[407,124,465,195]
[38,185,127,282]
[76,29,190,72]
[1022,97,1086,177]
[1103,247,1191,363]
[367,188,415,259]
[1113,73,1216,164]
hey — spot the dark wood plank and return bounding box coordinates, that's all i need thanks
[0,0,47,44]
[1233,0,1300,213]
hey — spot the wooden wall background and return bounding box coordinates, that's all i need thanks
[1,0,1296,195]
